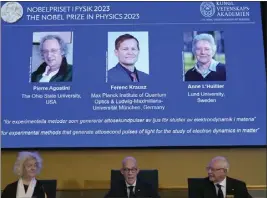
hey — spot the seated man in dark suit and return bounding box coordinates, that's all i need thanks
[189,156,252,198]
[105,156,159,198]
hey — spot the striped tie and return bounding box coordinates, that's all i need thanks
[130,72,138,82]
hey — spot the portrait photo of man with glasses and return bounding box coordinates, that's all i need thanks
[31,32,73,83]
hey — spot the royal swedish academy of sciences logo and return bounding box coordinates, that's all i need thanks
[200,2,216,17]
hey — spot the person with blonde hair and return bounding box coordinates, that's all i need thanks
[1,151,47,198]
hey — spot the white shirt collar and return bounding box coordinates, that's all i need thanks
[126,180,137,198]
[214,177,227,198]
[215,177,226,187]
[121,64,135,72]
[194,59,219,74]
[42,66,59,77]
[39,66,59,83]
[125,180,136,187]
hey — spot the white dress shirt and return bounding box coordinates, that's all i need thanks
[194,59,219,78]
[125,180,136,198]
[214,177,226,198]
[39,66,59,82]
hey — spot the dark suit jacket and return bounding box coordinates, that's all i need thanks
[104,179,160,198]
[189,177,252,198]
[1,180,46,198]
[108,63,149,83]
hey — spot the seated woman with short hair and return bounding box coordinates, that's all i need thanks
[1,151,47,198]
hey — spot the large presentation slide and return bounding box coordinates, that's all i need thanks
[1,1,266,148]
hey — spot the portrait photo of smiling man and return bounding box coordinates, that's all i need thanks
[107,32,149,83]
[31,32,73,83]
[183,31,226,81]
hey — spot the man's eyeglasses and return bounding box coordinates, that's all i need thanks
[41,49,61,55]
[206,167,225,172]
[123,168,137,173]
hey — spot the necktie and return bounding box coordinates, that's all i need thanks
[130,72,138,82]
[128,186,135,198]
[216,184,224,198]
